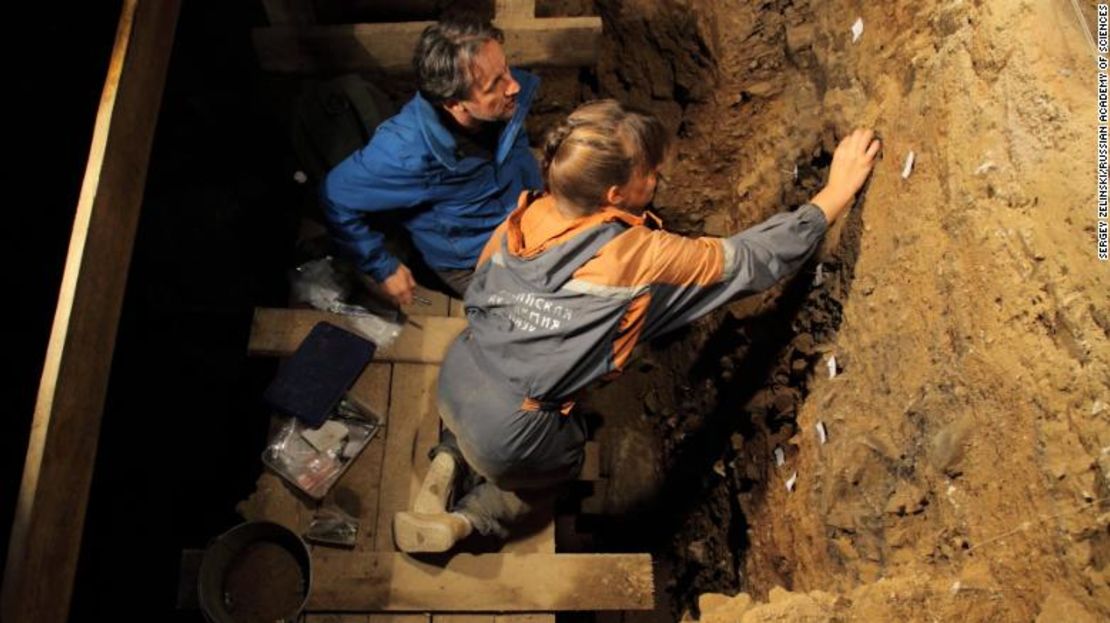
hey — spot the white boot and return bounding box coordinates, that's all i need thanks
[393,511,473,553]
[412,452,459,514]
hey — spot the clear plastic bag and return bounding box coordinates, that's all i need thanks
[289,257,402,349]
[305,506,360,548]
[262,410,380,499]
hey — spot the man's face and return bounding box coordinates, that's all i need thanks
[456,40,520,124]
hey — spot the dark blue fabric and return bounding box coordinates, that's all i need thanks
[321,69,543,282]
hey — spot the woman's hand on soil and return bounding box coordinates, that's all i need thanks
[810,128,881,224]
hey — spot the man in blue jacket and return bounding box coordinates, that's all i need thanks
[321,18,543,305]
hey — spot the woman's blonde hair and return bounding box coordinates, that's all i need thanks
[541,100,669,214]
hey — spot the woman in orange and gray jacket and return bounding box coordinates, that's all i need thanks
[393,100,881,552]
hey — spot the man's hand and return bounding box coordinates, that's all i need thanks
[381,264,417,307]
[810,128,882,224]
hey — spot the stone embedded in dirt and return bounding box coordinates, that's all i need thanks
[771,390,797,416]
[884,483,928,516]
[1036,589,1101,623]
[699,592,754,623]
[687,540,710,565]
[697,591,733,614]
[786,23,815,54]
[928,418,974,476]
[741,80,781,99]
[794,333,816,355]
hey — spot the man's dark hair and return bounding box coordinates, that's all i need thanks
[413,17,505,106]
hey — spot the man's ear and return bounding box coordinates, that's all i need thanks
[443,98,465,116]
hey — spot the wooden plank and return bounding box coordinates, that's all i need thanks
[374,363,442,550]
[248,308,465,364]
[262,0,315,25]
[442,614,557,623]
[326,362,391,551]
[498,18,601,68]
[252,17,601,73]
[307,552,654,611]
[494,0,536,23]
[307,615,370,623]
[448,297,467,318]
[253,21,431,73]
[581,440,601,480]
[501,495,556,554]
[238,363,392,538]
[236,469,316,533]
[1,2,181,622]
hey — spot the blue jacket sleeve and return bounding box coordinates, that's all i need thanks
[321,145,431,282]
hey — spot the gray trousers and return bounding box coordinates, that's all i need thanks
[432,268,474,299]
[433,337,586,537]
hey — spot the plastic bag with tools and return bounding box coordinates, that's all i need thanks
[306,506,360,548]
[262,403,381,499]
[289,257,401,348]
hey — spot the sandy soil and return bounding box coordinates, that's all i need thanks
[533,0,1108,620]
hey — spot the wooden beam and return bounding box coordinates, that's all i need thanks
[252,16,601,73]
[494,0,536,23]
[374,363,441,550]
[262,0,315,25]
[253,21,430,73]
[1,1,180,622]
[248,308,466,364]
[307,552,654,611]
[327,362,392,551]
[497,18,601,68]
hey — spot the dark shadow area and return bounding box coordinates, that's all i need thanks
[3,0,125,587]
[61,3,299,620]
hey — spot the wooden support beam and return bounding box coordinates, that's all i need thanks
[494,0,536,23]
[375,363,441,550]
[262,0,316,25]
[1,2,180,622]
[252,16,601,73]
[448,297,467,318]
[248,308,466,364]
[327,362,392,550]
[497,18,601,68]
[581,440,601,480]
[307,552,654,612]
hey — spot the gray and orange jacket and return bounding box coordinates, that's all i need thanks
[437,192,829,486]
[463,192,829,409]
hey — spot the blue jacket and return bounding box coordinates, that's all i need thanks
[321,69,543,282]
